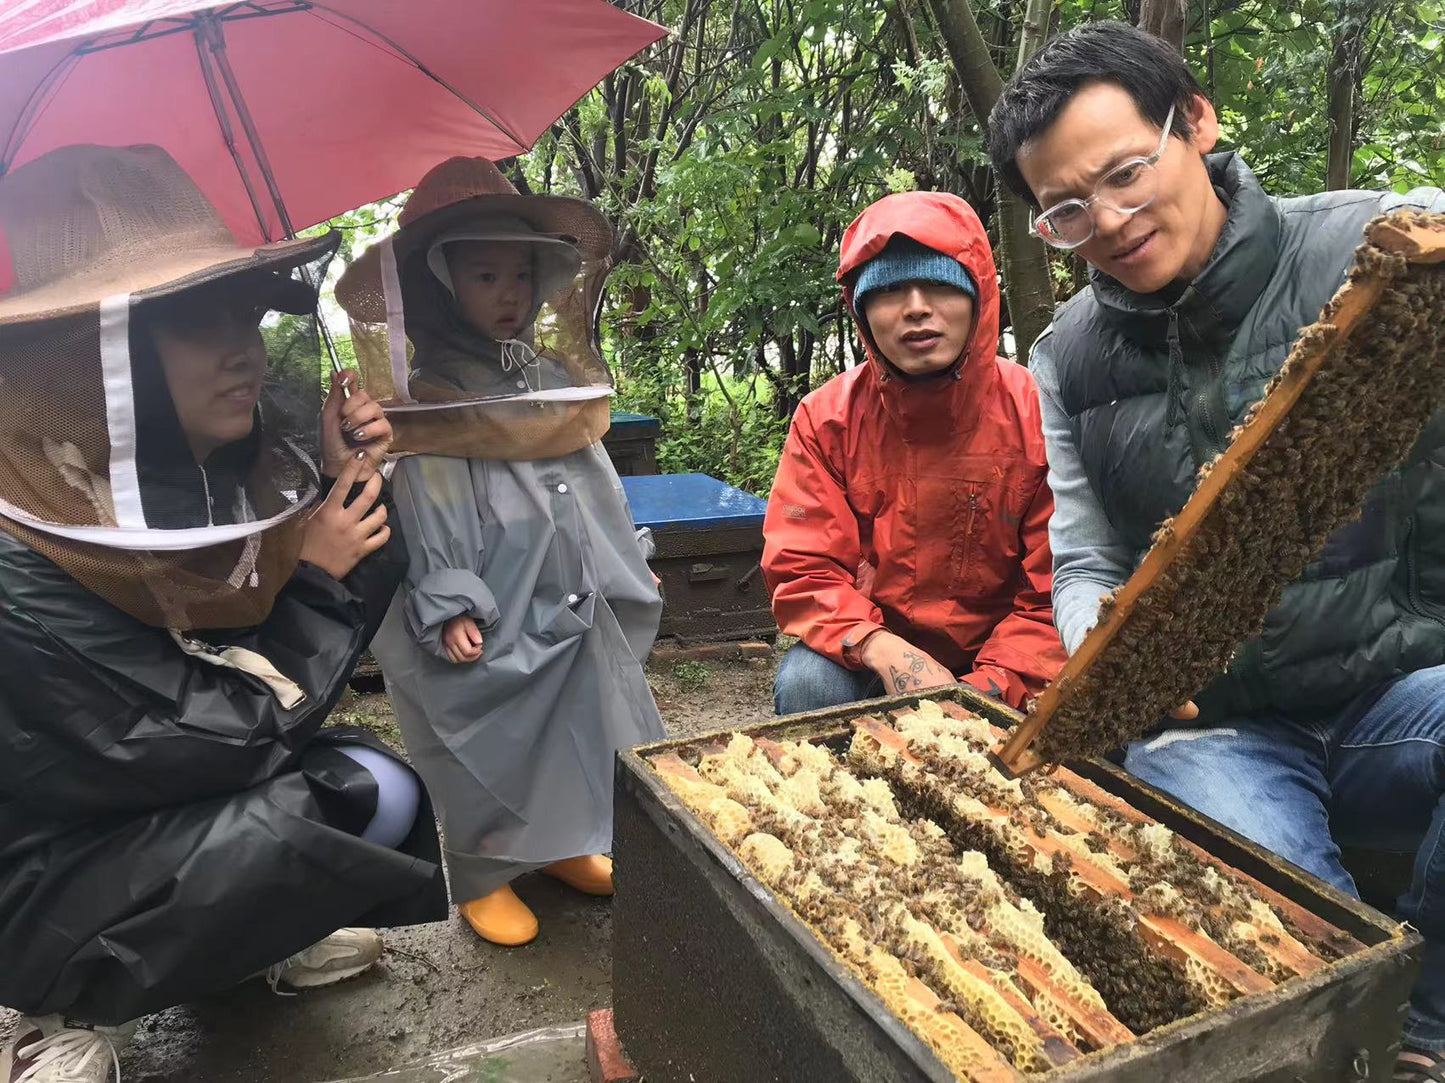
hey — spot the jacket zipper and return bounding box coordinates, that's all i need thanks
[1197,389,1221,448]
[1401,519,1445,626]
[959,488,981,583]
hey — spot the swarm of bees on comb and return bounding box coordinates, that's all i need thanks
[997,210,1445,774]
[652,700,1361,1082]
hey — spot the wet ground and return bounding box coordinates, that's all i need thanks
[0,651,780,1083]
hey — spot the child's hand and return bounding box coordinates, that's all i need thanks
[299,455,391,580]
[442,615,484,664]
[321,370,392,481]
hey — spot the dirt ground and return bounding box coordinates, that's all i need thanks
[0,649,782,1083]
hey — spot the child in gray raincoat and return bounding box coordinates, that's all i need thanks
[336,157,664,946]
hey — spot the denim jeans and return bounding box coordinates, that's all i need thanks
[774,643,884,716]
[334,744,422,850]
[1124,664,1445,1051]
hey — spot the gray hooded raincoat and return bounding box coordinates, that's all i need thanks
[371,344,664,901]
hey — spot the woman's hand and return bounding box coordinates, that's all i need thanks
[442,615,484,664]
[321,369,391,481]
[299,455,391,580]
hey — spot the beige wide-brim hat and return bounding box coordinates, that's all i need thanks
[336,156,613,324]
[0,144,336,327]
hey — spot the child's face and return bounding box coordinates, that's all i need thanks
[445,241,534,341]
[863,281,975,377]
[150,284,269,462]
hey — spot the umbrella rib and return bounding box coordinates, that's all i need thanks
[303,3,530,152]
[0,46,78,173]
[75,18,190,53]
[196,10,344,374]
[4,6,308,171]
[1,20,179,171]
[73,8,305,55]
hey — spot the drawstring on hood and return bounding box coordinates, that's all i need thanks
[499,338,542,392]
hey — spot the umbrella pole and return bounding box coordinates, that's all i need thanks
[192,23,274,253]
[197,14,347,383]
[197,15,294,239]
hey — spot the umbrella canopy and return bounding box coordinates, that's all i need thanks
[0,1,665,245]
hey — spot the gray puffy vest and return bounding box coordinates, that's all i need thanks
[1049,153,1445,720]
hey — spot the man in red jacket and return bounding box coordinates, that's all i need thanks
[763,190,1066,714]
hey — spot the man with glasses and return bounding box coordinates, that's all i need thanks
[989,20,1445,1079]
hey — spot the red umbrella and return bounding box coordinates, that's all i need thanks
[0,1,666,245]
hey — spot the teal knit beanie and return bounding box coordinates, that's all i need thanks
[852,236,976,310]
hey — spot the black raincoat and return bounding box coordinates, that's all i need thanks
[0,498,447,1025]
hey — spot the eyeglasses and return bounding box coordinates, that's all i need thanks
[1029,104,1176,250]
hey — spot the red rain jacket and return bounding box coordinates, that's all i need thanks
[762,191,1066,708]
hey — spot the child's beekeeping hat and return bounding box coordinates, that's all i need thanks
[337,157,616,460]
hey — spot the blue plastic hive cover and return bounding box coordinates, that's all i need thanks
[609,411,661,431]
[622,472,767,531]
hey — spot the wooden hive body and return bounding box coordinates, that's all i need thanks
[614,688,1422,1082]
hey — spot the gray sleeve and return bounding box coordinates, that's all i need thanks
[391,456,501,658]
[1030,330,1138,654]
[1380,186,1445,214]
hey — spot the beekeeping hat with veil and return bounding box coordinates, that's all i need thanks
[0,143,338,631]
[336,156,615,459]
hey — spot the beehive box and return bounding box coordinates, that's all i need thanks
[613,686,1421,1082]
[603,411,661,476]
[622,472,775,642]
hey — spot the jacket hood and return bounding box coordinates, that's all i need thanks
[837,191,1002,437]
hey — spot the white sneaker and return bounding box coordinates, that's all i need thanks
[265,927,382,993]
[2,1016,121,1083]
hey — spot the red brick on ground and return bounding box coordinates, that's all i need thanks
[586,1009,639,1083]
[651,639,772,665]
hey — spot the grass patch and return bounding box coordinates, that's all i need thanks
[326,692,406,754]
[671,659,711,691]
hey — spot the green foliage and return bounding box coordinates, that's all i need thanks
[510,0,997,492]
[618,369,791,495]
[1201,0,1444,193]
[671,659,712,691]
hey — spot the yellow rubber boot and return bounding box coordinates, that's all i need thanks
[542,854,614,896]
[458,884,538,946]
